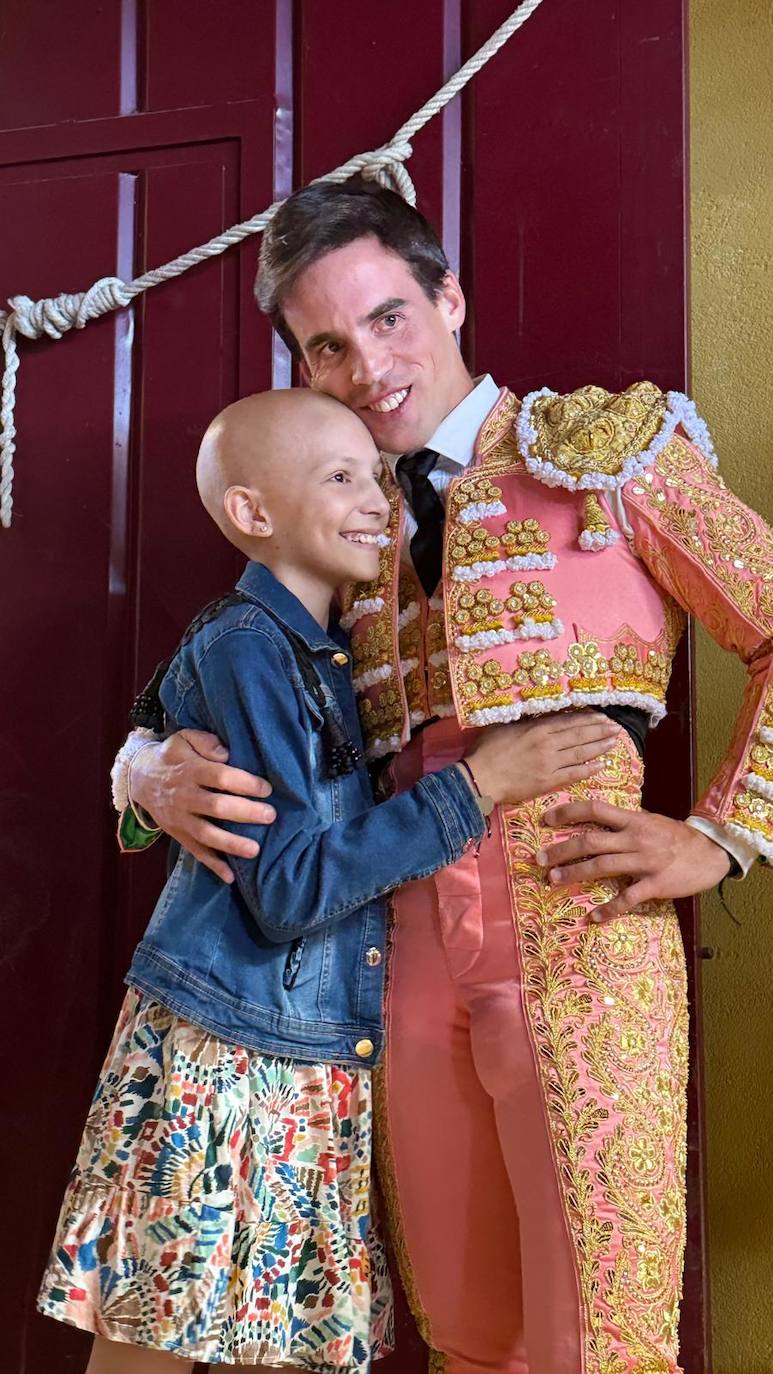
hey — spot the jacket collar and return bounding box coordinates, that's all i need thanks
[236,561,347,653]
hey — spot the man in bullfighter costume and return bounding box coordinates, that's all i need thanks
[114,178,772,1374]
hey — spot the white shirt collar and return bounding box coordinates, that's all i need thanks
[383,374,500,474]
[427,374,500,467]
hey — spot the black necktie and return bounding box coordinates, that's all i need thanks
[395,448,445,596]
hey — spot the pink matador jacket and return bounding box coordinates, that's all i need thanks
[340,381,773,864]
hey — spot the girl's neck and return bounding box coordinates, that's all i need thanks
[260,557,335,629]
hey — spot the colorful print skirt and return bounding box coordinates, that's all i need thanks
[38,989,393,1369]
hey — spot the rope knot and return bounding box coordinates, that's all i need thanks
[358,141,416,205]
[8,276,131,341]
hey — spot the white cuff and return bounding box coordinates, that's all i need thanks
[685,815,758,878]
[110,728,161,813]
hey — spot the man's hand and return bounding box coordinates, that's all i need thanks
[131,730,276,884]
[535,800,732,921]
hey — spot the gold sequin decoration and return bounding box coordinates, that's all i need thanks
[565,641,610,693]
[458,657,514,710]
[512,648,564,700]
[729,789,773,837]
[505,579,558,626]
[501,517,553,559]
[447,522,500,572]
[451,588,505,637]
[609,644,670,701]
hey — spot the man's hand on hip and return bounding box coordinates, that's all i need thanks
[131,730,276,884]
[535,801,732,921]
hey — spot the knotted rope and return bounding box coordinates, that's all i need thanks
[0,0,545,527]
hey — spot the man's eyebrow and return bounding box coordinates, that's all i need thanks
[303,298,408,354]
[363,297,407,324]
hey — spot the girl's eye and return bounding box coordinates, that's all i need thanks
[331,472,349,483]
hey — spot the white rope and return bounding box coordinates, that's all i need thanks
[0,0,545,528]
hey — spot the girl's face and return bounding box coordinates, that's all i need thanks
[258,405,391,597]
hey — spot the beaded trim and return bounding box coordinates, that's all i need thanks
[516,389,718,492]
[579,528,620,552]
[727,822,773,863]
[458,499,507,524]
[746,772,773,803]
[339,596,386,632]
[454,619,564,653]
[466,687,666,728]
[452,553,557,583]
[397,602,420,631]
[352,663,393,692]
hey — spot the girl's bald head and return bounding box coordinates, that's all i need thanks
[196,389,369,540]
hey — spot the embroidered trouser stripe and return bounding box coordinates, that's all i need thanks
[381,718,687,1374]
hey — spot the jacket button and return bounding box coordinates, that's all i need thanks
[332,651,349,666]
[365,947,382,967]
[355,1038,374,1059]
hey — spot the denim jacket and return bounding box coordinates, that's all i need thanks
[127,561,484,1068]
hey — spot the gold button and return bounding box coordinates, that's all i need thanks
[365,947,382,967]
[332,651,349,666]
[355,1038,374,1059]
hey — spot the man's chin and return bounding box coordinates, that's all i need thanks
[360,394,432,455]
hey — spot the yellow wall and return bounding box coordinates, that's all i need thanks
[691,4,773,1370]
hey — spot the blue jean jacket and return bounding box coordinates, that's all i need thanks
[127,561,484,1067]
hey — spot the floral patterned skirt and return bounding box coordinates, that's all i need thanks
[38,989,393,1369]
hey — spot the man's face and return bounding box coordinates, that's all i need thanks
[281,235,473,455]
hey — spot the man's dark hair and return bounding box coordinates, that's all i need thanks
[255,175,450,357]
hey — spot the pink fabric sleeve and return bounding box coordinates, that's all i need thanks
[622,432,773,863]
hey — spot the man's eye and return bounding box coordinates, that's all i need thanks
[321,341,341,357]
[382,314,398,328]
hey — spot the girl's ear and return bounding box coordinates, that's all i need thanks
[223,485,272,538]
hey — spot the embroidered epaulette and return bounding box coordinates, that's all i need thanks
[515,380,717,492]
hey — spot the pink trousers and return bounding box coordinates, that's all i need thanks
[377,719,687,1374]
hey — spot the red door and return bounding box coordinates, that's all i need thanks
[0,4,706,1371]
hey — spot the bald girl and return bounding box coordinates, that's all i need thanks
[195,389,388,625]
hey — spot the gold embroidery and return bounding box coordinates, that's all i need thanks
[451,588,505,637]
[501,741,687,1372]
[609,644,670,701]
[530,381,667,481]
[446,474,504,519]
[501,517,553,559]
[513,649,563,700]
[352,620,395,681]
[579,491,617,550]
[565,641,610,694]
[476,390,520,457]
[447,522,500,571]
[358,686,404,751]
[629,435,773,634]
[426,612,449,663]
[505,579,558,627]
[729,789,773,836]
[458,657,514,710]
